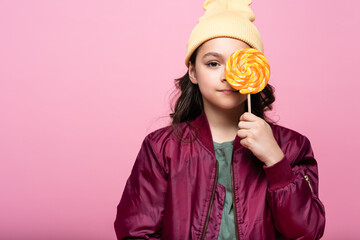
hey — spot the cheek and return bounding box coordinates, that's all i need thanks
[239,93,247,100]
[238,93,248,103]
[197,82,211,95]
[197,68,222,83]
[230,92,248,104]
[195,70,212,87]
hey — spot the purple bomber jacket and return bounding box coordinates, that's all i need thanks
[114,112,326,239]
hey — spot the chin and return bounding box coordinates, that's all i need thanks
[220,100,245,109]
[218,103,244,111]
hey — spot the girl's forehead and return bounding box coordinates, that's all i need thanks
[198,37,251,56]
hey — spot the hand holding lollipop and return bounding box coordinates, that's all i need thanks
[225,48,270,112]
[225,49,281,165]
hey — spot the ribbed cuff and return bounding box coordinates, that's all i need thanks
[263,156,296,190]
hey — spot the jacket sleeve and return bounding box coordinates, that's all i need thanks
[114,135,168,239]
[263,135,326,239]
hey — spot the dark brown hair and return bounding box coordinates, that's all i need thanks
[170,46,276,125]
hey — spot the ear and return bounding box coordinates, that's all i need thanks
[188,61,198,84]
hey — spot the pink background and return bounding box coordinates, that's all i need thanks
[0,0,359,239]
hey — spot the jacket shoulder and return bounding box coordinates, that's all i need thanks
[143,122,195,153]
[270,123,313,165]
[270,123,310,144]
[140,123,194,174]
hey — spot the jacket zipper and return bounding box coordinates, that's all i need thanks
[231,164,240,240]
[304,174,314,193]
[200,161,219,240]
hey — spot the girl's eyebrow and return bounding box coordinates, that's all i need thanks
[202,52,224,59]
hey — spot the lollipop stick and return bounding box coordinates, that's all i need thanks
[247,94,251,113]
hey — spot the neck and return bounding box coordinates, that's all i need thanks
[204,103,245,143]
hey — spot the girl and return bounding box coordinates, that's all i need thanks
[114,0,326,239]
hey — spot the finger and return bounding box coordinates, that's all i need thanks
[238,120,253,130]
[240,138,249,149]
[237,129,249,139]
[240,137,255,150]
[240,112,258,122]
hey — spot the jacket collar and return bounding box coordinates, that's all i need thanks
[190,111,242,154]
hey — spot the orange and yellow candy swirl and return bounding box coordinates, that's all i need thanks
[225,48,270,94]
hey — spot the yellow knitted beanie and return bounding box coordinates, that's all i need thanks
[185,0,264,67]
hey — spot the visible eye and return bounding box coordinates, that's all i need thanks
[206,61,220,68]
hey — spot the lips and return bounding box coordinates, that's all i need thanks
[218,89,238,94]
[219,89,238,92]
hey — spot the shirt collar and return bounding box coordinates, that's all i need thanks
[190,111,243,154]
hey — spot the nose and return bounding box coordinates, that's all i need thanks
[221,67,227,82]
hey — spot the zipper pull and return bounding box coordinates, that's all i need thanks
[304,174,314,193]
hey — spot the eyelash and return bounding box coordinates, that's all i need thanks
[206,61,220,68]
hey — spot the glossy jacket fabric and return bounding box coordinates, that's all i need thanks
[114,112,326,239]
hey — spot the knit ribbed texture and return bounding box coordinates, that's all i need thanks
[185,0,264,67]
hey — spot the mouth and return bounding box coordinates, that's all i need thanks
[218,89,238,94]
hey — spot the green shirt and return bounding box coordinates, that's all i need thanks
[213,140,236,240]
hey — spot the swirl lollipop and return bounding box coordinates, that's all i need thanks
[225,48,270,112]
